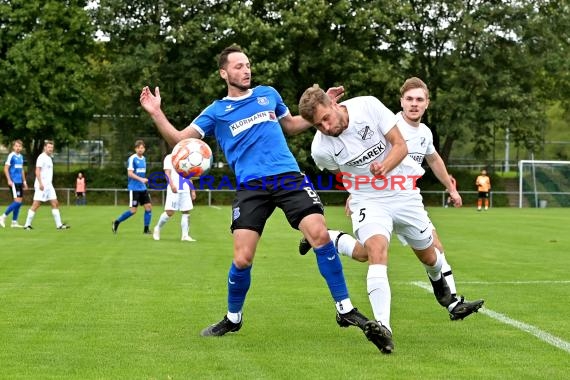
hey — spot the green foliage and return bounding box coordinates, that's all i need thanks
[0,0,98,165]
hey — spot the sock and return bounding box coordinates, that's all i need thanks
[181,214,189,237]
[477,200,482,209]
[157,212,170,229]
[13,202,22,221]
[227,262,252,315]
[314,241,350,303]
[52,209,62,227]
[4,201,18,216]
[227,311,242,324]
[144,210,152,228]
[424,247,443,281]
[335,232,357,258]
[440,253,457,296]
[367,264,391,331]
[117,210,133,223]
[25,209,35,227]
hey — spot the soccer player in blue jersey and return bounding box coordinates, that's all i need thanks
[112,140,153,234]
[1,140,28,228]
[140,44,387,351]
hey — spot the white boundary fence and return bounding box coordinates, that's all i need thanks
[1,188,568,207]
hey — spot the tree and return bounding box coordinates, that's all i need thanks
[0,0,98,168]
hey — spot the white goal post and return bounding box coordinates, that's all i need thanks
[518,160,570,208]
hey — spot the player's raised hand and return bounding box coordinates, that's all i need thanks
[326,86,345,104]
[140,86,161,115]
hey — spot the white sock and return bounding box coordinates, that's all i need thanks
[157,212,170,229]
[52,209,62,227]
[25,209,35,227]
[329,230,358,258]
[367,264,391,331]
[227,311,242,324]
[440,253,457,296]
[181,214,189,237]
[336,298,355,314]
[424,247,443,281]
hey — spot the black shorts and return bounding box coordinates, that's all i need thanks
[129,190,151,207]
[9,183,24,198]
[478,191,490,199]
[230,172,324,234]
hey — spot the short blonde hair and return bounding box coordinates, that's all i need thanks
[400,77,429,99]
[298,84,332,123]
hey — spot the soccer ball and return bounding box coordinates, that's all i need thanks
[171,138,213,178]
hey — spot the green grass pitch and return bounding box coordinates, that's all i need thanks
[0,205,568,379]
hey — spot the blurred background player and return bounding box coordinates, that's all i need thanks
[153,153,197,241]
[23,140,69,230]
[476,169,491,211]
[75,171,86,206]
[112,140,152,234]
[1,139,27,228]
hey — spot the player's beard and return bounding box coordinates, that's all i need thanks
[229,78,251,92]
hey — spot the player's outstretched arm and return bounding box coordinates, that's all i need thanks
[140,86,200,147]
[425,152,462,207]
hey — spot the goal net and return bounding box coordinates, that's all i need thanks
[518,160,570,208]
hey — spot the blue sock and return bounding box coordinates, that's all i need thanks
[4,201,18,216]
[227,263,252,313]
[13,202,22,221]
[314,241,349,302]
[116,210,134,223]
[144,210,152,227]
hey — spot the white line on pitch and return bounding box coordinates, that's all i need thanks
[458,280,570,285]
[410,281,570,354]
[209,205,222,210]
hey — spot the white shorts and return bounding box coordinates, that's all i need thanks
[164,191,193,211]
[33,185,57,202]
[349,193,433,250]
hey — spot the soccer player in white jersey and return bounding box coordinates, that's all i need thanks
[23,140,69,230]
[299,84,480,353]
[1,139,27,228]
[153,153,197,242]
[300,79,484,322]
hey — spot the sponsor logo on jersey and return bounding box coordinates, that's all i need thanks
[229,111,277,136]
[345,142,386,167]
[409,153,425,164]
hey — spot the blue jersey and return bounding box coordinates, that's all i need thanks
[127,154,147,191]
[191,86,300,183]
[4,152,24,184]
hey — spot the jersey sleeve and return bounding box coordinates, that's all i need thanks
[266,86,290,119]
[163,154,173,171]
[4,152,13,166]
[190,102,217,138]
[423,125,436,155]
[365,96,397,136]
[127,155,135,170]
[311,133,339,172]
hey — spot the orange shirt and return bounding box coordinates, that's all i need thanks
[476,175,491,192]
[76,177,86,193]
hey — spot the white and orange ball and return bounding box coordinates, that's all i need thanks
[171,138,213,178]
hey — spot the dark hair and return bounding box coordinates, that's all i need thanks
[218,45,244,69]
[134,139,145,148]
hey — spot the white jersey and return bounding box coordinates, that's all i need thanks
[163,154,191,193]
[396,111,435,165]
[35,152,54,187]
[311,96,424,200]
